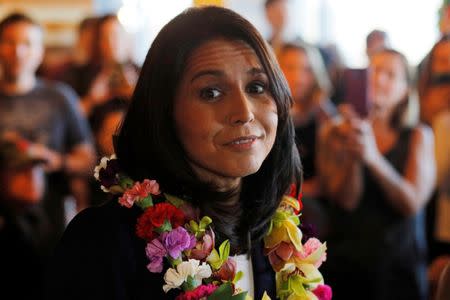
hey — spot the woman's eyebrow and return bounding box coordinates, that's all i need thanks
[190,67,266,83]
[247,67,266,76]
[190,70,224,83]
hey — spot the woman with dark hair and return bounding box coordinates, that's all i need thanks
[46,6,329,300]
[278,41,336,199]
[77,14,139,116]
[317,49,436,300]
[418,34,450,125]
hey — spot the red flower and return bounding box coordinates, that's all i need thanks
[135,203,186,241]
[149,202,185,228]
[287,184,303,214]
[175,284,217,300]
[295,192,303,215]
[136,209,157,241]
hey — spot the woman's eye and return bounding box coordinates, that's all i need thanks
[199,88,222,100]
[246,82,266,94]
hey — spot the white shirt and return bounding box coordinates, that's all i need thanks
[233,254,254,298]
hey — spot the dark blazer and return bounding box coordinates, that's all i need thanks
[45,200,276,300]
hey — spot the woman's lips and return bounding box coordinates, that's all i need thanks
[224,136,258,151]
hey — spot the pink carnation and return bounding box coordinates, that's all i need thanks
[175,284,217,300]
[299,237,326,267]
[312,284,332,300]
[119,179,160,208]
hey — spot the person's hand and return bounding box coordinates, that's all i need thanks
[87,70,112,105]
[28,143,64,173]
[344,118,380,165]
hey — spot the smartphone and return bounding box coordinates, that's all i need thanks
[342,68,369,118]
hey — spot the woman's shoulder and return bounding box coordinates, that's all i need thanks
[46,200,151,299]
[65,200,132,234]
[408,124,434,148]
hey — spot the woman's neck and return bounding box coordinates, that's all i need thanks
[190,164,241,194]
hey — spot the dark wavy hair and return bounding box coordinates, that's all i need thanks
[115,6,301,253]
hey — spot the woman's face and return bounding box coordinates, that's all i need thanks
[368,52,408,112]
[278,48,315,103]
[173,39,278,189]
[432,40,450,74]
[99,18,128,64]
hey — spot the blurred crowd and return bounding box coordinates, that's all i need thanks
[0,0,449,299]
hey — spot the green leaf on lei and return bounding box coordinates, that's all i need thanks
[181,275,202,291]
[207,240,230,270]
[118,175,134,189]
[164,193,186,208]
[232,271,244,284]
[186,216,212,238]
[207,282,248,300]
[136,195,153,209]
[155,219,172,233]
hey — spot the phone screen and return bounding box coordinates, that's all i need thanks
[343,68,369,118]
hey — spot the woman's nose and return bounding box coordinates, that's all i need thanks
[228,89,255,126]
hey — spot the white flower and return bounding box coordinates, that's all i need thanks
[162,259,212,293]
[94,154,116,180]
[93,154,117,192]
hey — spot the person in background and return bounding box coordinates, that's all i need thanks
[418,34,450,125]
[72,17,98,67]
[337,29,391,118]
[317,49,436,299]
[78,14,139,116]
[0,13,95,246]
[426,110,450,299]
[365,29,391,60]
[39,17,98,82]
[0,136,50,300]
[264,0,288,57]
[278,41,335,199]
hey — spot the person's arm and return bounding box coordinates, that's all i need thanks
[79,72,111,117]
[64,143,96,175]
[358,124,436,216]
[317,120,363,210]
[28,142,95,175]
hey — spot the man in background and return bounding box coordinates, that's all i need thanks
[0,13,95,245]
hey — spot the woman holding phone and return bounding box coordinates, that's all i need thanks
[317,49,436,300]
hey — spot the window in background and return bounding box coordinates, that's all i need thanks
[116,0,191,65]
[230,0,443,68]
[323,0,442,67]
[112,0,442,68]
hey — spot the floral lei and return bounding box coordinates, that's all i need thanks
[94,154,331,300]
